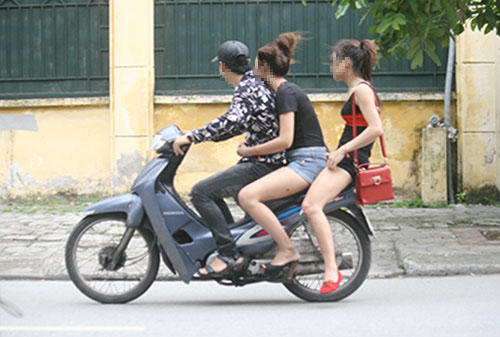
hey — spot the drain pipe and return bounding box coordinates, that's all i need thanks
[444,33,456,204]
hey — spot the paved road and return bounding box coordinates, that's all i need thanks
[1,275,499,337]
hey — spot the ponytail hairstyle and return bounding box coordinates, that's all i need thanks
[257,32,303,77]
[331,39,377,81]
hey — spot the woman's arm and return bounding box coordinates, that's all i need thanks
[327,84,384,169]
[237,112,295,157]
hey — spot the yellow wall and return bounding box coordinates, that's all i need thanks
[108,0,154,192]
[456,25,500,192]
[154,97,452,197]
[0,102,111,197]
[0,95,456,199]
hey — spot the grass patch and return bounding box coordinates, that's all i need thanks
[456,186,500,206]
[390,197,425,208]
[480,230,500,241]
[0,193,102,214]
[371,197,450,208]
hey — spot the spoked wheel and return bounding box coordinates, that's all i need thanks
[65,214,160,304]
[284,210,371,302]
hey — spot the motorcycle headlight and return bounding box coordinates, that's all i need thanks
[150,134,167,152]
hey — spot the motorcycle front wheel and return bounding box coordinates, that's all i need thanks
[65,214,160,304]
[284,210,371,302]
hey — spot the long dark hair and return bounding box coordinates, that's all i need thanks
[257,32,302,77]
[331,39,377,81]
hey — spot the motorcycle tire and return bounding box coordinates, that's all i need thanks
[65,213,160,304]
[283,209,371,302]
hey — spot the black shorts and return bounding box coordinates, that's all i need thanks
[337,156,356,189]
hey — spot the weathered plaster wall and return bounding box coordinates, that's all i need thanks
[421,127,448,204]
[456,26,500,192]
[0,103,112,198]
[155,95,452,197]
[109,0,154,193]
[0,94,455,199]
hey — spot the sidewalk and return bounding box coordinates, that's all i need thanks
[1,204,500,280]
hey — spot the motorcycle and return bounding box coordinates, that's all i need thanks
[65,125,374,303]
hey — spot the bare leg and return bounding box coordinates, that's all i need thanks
[238,167,310,266]
[302,166,352,282]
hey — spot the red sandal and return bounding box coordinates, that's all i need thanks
[320,271,343,295]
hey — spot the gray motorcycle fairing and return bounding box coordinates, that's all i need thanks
[132,157,201,283]
[83,193,144,228]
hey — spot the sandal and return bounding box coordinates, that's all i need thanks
[199,254,244,279]
[261,260,299,281]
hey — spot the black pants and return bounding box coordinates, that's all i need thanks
[190,161,280,258]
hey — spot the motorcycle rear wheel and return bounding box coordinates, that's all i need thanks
[284,210,371,302]
[65,214,160,304]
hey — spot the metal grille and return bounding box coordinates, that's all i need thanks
[154,0,448,95]
[0,0,109,99]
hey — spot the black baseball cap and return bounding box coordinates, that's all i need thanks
[211,40,250,70]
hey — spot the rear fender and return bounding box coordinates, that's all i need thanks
[83,193,144,228]
[321,188,374,236]
[344,204,375,236]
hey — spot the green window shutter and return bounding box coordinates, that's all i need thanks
[154,0,448,95]
[0,0,109,99]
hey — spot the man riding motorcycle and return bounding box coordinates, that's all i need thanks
[172,40,284,278]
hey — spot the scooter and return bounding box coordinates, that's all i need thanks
[65,125,374,303]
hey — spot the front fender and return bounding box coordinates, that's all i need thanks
[84,193,144,228]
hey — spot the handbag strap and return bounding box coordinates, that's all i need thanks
[351,81,387,165]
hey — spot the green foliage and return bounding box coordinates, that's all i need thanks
[460,185,500,205]
[456,192,467,204]
[391,197,425,208]
[379,197,448,208]
[305,0,500,69]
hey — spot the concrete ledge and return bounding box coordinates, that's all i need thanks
[155,92,452,104]
[310,92,450,102]
[0,97,110,108]
[155,95,234,104]
[0,92,452,108]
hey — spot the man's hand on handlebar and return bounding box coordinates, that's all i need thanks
[173,133,192,155]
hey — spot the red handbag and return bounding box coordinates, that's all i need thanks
[351,84,394,205]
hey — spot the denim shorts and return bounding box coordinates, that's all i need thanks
[286,146,327,184]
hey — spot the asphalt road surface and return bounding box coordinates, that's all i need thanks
[1,275,499,337]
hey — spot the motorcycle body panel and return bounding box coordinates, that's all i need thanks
[79,125,373,284]
[131,157,204,283]
[67,125,373,303]
[231,189,373,255]
[83,162,372,284]
[232,205,304,255]
[155,183,217,264]
[83,193,144,228]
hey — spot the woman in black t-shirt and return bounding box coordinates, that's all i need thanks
[302,39,384,294]
[237,32,327,275]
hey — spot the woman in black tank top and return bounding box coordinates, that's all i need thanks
[301,39,385,294]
